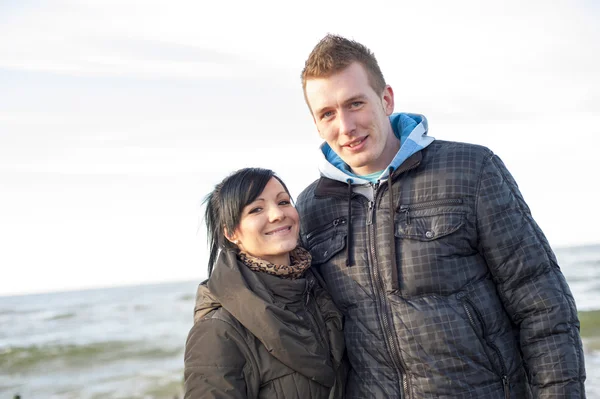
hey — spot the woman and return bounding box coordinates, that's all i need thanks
[184,168,346,399]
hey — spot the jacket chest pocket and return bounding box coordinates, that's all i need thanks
[394,199,471,294]
[305,217,347,265]
[395,211,464,241]
[305,217,371,309]
[396,198,465,241]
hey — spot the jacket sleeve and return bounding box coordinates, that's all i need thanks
[184,318,256,399]
[475,153,586,398]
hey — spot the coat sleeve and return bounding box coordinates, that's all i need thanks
[475,153,586,398]
[184,317,256,399]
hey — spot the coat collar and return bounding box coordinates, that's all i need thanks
[314,150,423,198]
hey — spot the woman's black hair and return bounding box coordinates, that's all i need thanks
[203,167,292,277]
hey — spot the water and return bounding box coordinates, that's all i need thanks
[0,281,197,398]
[1,244,599,398]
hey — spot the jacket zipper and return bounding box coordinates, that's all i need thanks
[304,279,328,351]
[398,198,463,224]
[368,183,410,399]
[461,297,510,398]
[305,217,347,241]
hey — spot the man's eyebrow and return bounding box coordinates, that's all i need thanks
[314,94,368,116]
[313,104,331,117]
[343,94,368,105]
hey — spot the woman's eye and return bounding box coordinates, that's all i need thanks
[248,207,262,214]
[279,200,291,206]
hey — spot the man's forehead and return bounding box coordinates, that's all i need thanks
[305,79,337,103]
[305,63,372,106]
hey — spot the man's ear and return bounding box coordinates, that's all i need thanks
[382,85,395,116]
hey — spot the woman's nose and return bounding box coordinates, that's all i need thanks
[268,206,284,222]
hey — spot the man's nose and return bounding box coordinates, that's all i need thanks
[338,111,356,136]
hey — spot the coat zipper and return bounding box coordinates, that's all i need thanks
[398,198,463,224]
[304,279,328,350]
[368,183,409,399]
[461,297,510,398]
[305,217,347,241]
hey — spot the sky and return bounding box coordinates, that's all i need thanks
[0,0,599,296]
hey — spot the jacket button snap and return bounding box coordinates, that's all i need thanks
[324,250,328,256]
[425,230,434,239]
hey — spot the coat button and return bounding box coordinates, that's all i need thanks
[425,230,434,239]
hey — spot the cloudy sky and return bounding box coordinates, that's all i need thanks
[1,0,599,296]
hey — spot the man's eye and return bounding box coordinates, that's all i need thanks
[350,101,363,108]
[321,111,334,119]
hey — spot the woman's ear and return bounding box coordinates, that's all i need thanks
[224,227,239,245]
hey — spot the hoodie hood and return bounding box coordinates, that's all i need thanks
[318,113,434,185]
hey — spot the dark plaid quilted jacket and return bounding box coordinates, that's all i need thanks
[296,140,586,398]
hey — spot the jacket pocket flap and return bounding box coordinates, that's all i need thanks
[309,232,347,265]
[395,212,464,241]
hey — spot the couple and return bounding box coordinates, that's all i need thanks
[184,35,586,398]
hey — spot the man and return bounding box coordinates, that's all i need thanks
[296,34,585,398]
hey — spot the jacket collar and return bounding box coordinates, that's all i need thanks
[314,150,423,198]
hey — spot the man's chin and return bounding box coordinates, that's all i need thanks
[344,159,371,173]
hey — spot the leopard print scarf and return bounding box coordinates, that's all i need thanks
[238,246,312,279]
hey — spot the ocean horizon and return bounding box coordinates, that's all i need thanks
[2,243,599,398]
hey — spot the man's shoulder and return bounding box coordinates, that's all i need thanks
[422,140,495,169]
[295,177,346,232]
[426,139,494,157]
[296,178,321,207]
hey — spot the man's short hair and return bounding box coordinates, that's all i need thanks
[301,34,387,103]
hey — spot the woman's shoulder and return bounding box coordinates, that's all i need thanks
[185,307,254,367]
[191,306,246,340]
[184,304,262,398]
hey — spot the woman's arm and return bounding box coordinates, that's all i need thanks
[184,317,255,399]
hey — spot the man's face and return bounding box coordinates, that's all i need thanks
[305,62,396,176]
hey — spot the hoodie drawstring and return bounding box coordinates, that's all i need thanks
[346,179,354,267]
[388,167,399,290]
[343,171,398,289]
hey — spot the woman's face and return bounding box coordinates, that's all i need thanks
[229,177,300,265]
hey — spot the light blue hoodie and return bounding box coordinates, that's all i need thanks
[318,113,435,198]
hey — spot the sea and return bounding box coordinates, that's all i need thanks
[1,244,599,398]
